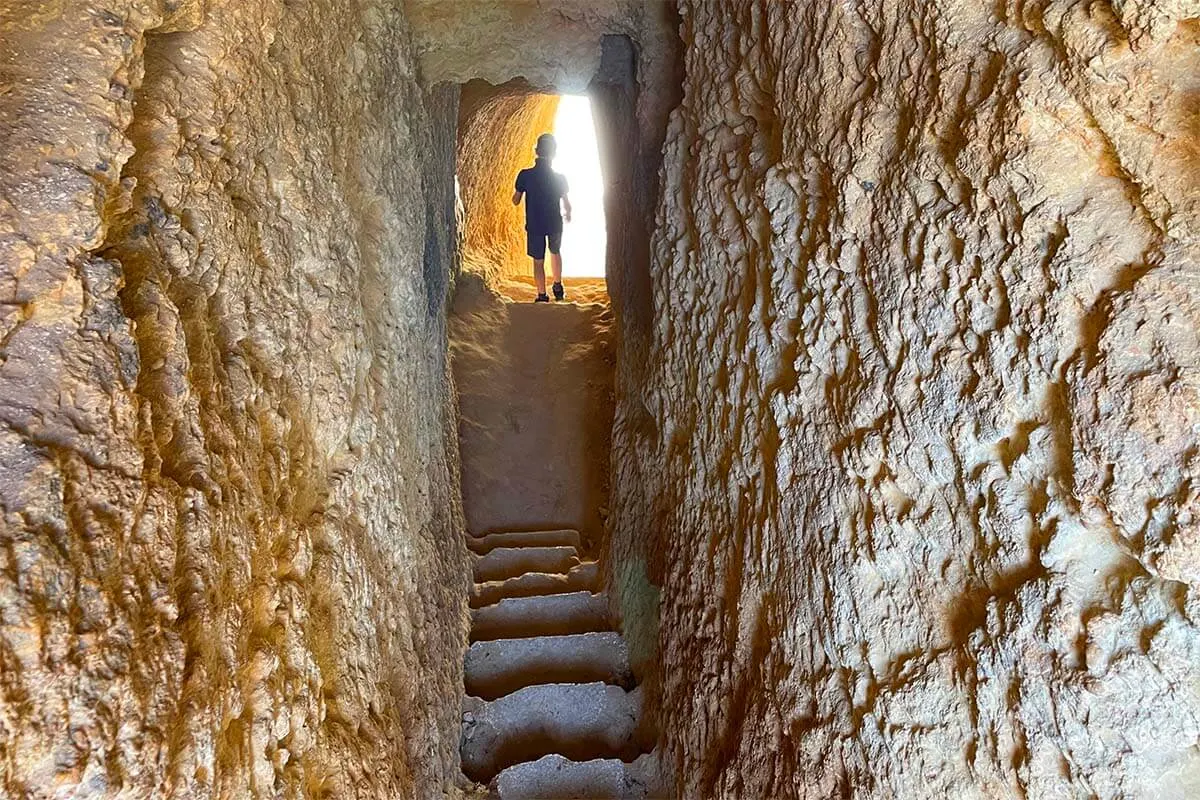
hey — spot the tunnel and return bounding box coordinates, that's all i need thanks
[2,1,1199,799]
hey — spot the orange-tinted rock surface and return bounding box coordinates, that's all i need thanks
[608,2,1200,797]
[0,1,469,796]
[7,0,1200,798]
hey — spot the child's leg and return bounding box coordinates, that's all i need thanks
[533,258,547,295]
[548,231,564,286]
[528,230,548,296]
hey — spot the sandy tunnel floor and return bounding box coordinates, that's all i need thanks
[450,276,615,552]
[494,275,613,305]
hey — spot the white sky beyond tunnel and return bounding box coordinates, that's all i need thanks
[553,94,606,278]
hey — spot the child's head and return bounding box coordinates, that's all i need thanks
[535,133,557,160]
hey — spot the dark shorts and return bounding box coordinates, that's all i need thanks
[527,229,563,260]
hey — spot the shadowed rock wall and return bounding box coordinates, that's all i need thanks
[591,25,682,685]
[0,1,469,797]
[611,0,1200,797]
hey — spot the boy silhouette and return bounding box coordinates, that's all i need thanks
[513,133,572,302]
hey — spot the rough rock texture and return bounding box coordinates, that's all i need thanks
[491,751,667,800]
[460,682,648,783]
[610,0,1200,798]
[406,0,677,95]
[459,526,658,796]
[593,25,682,685]
[457,84,559,283]
[471,561,600,609]
[0,1,470,797]
[464,631,632,699]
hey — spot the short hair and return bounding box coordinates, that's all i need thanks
[535,133,557,159]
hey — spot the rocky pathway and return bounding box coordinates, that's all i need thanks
[460,528,665,799]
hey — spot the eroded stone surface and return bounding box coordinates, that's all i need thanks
[473,546,581,583]
[406,0,676,95]
[11,0,1199,797]
[471,561,600,608]
[0,1,469,796]
[467,528,583,555]
[471,592,611,642]
[609,1,1200,798]
[491,751,668,800]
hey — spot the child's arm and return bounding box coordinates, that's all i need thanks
[561,193,572,223]
[513,170,526,205]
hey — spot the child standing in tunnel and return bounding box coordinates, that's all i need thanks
[513,133,572,302]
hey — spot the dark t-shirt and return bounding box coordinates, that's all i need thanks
[515,159,568,233]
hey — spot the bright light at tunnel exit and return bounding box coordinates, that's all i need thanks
[552,95,606,278]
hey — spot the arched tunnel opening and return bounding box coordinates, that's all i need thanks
[456,84,608,296]
[3,1,1199,799]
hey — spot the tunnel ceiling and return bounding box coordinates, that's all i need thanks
[404,0,671,92]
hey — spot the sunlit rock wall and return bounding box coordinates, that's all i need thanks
[614,0,1200,797]
[0,1,469,797]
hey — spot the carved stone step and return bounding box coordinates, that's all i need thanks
[465,632,632,699]
[490,751,669,800]
[467,528,582,555]
[470,591,610,642]
[460,683,648,783]
[471,561,599,608]
[473,545,579,583]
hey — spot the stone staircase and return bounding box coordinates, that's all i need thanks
[460,529,666,799]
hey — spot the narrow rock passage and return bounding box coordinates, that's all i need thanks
[460,528,664,798]
[450,278,660,795]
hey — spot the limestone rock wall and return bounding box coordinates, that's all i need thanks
[612,0,1200,797]
[0,1,469,797]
